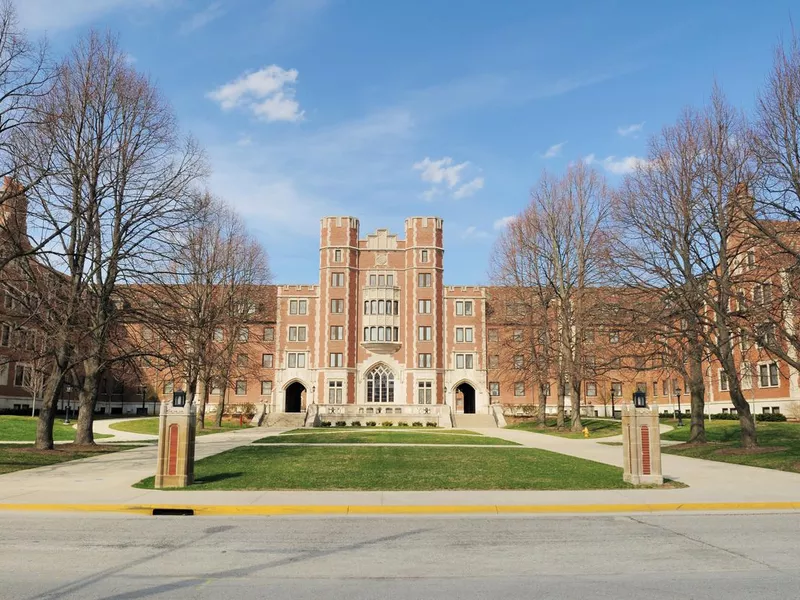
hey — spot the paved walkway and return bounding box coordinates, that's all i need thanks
[92,417,158,443]
[1,423,800,512]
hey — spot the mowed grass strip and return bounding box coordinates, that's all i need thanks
[0,416,110,442]
[662,421,800,473]
[280,428,481,435]
[109,417,244,437]
[508,418,621,439]
[0,443,132,475]
[257,431,519,445]
[135,446,631,491]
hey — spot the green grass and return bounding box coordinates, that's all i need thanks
[108,417,244,437]
[282,428,480,435]
[507,418,621,439]
[661,421,800,473]
[0,416,110,442]
[135,445,633,491]
[0,444,131,475]
[257,431,519,445]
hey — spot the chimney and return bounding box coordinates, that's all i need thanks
[0,177,29,246]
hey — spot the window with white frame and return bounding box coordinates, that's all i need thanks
[331,299,344,313]
[235,380,247,395]
[287,352,306,368]
[514,382,525,396]
[334,249,343,263]
[418,273,432,287]
[759,362,779,387]
[417,381,432,404]
[261,380,273,395]
[263,327,274,342]
[455,300,473,316]
[418,326,432,341]
[489,382,500,396]
[741,362,752,390]
[586,381,597,397]
[420,249,429,263]
[612,382,623,398]
[418,299,431,314]
[329,353,344,367]
[513,354,523,369]
[455,327,473,343]
[719,370,729,391]
[0,323,10,347]
[262,354,273,368]
[366,364,394,403]
[328,380,343,403]
[331,272,345,287]
[455,353,474,369]
[210,380,222,395]
[288,326,307,342]
[162,380,173,395]
[330,325,344,340]
[418,353,432,368]
[237,327,249,342]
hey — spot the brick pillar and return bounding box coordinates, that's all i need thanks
[622,403,663,485]
[154,401,196,488]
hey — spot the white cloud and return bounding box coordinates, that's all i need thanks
[17,0,168,32]
[454,177,485,199]
[584,154,648,175]
[461,226,489,240]
[207,65,304,123]
[541,141,566,159]
[493,215,516,230]
[179,1,225,35]
[617,122,645,137]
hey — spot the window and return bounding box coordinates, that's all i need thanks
[584,329,595,343]
[418,299,431,314]
[418,273,432,287]
[366,364,394,403]
[13,365,30,387]
[328,381,343,404]
[289,299,308,315]
[334,249,343,263]
[287,352,306,368]
[378,275,385,287]
[369,274,377,286]
[235,380,247,396]
[331,299,344,313]
[455,327,473,343]
[489,382,500,396]
[611,382,623,398]
[741,362,752,390]
[753,284,764,305]
[653,381,659,397]
[455,300,473,316]
[418,353,432,368]
[455,353,474,369]
[211,380,222,395]
[0,323,9,347]
[759,362,779,388]
[331,272,345,287]
[488,355,499,369]
[514,382,525,396]
[288,326,307,342]
[418,326,432,341]
[719,370,729,391]
[662,380,669,396]
[238,327,249,342]
[421,249,429,263]
[329,353,344,367]
[330,325,344,340]
[586,382,597,397]
[413,380,432,404]
[513,355,523,369]
[237,354,248,367]
[289,299,298,315]
[488,329,499,342]
[513,329,523,342]
[262,354,273,368]
[263,327,274,342]
[162,380,173,395]
[756,324,776,349]
[261,381,273,396]
[609,331,620,344]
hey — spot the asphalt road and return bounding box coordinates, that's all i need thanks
[0,512,798,599]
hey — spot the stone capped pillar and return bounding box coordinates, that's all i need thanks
[622,403,663,486]
[155,400,196,488]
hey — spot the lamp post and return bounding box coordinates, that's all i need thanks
[63,386,71,425]
[610,386,617,419]
[675,386,683,427]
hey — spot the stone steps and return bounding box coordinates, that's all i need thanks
[263,413,306,428]
[456,414,498,428]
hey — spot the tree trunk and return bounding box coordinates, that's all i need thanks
[556,383,565,429]
[196,377,207,429]
[215,387,226,428]
[687,349,707,444]
[537,383,547,427]
[570,379,583,432]
[36,365,65,450]
[74,356,101,445]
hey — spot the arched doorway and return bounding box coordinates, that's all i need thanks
[457,383,476,414]
[285,382,305,413]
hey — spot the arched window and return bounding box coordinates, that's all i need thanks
[385,326,391,341]
[370,300,377,314]
[364,301,369,315]
[378,300,384,315]
[370,326,376,341]
[366,364,394,403]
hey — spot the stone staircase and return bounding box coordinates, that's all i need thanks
[262,413,306,429]
[455,414,498,428]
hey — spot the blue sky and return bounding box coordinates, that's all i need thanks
[17,0,798,285]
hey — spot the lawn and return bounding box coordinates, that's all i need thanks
[109,417,245,437]
[0,416,110,442]
[135,445,632,491]
[661,421,800,473]
[283,428,480,435]
[257,431,518,445]
[507,418,621,439]
[0,444,131,475]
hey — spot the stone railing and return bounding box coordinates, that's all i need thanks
[317,403,451,427]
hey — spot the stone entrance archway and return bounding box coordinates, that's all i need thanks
[456,382,476,414]
[285,382,305,413]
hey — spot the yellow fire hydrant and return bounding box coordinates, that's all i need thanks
[583,427,590,438]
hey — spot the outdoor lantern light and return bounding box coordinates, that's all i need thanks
[633,390,647,408]
[172,390,186,408]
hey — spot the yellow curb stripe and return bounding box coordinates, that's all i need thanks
[1,502,800,516]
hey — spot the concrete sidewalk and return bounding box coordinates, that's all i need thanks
[1,425,800,515]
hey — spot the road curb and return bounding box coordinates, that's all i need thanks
[2,501,800,516]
